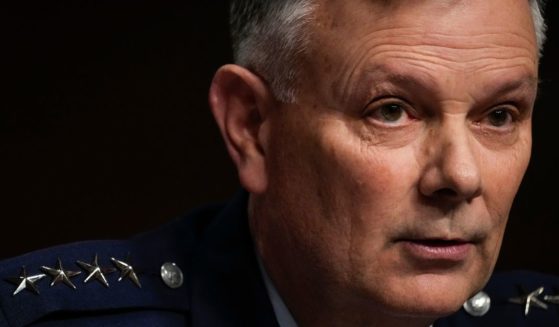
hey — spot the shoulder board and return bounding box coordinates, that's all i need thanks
[436,270,559,326]
[0,203,225,327]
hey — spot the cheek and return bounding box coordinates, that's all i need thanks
[480,141,531,221]
[318,131,420,224]
[265,119,420,254]
[317,134,421,254]
[474,136,532,269]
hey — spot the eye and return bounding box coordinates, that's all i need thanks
[363,98,416,126]
[379,104,405,122]
[486,109,512,127]
[480,106,518,130]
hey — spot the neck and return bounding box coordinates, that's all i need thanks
[271,272,435,327]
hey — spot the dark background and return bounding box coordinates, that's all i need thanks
[2,1,558,275]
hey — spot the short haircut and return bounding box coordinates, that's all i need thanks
[230,0,547,103]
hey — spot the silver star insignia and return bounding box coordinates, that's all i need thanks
[111,256,142,288]
[76,254,116,288]
[509,286,548,316]
[5,266,46,296]
[544,294,559,304]
[41,258,81,289]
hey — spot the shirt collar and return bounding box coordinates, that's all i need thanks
[257,255,299,327]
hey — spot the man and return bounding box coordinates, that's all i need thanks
[0,0,557,326]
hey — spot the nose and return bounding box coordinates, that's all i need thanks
[418,123,482,204]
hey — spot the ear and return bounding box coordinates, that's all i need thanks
[209,64,273,194]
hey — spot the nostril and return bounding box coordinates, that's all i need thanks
[434,188,458,198]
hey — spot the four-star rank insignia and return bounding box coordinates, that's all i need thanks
[4,254,145,296]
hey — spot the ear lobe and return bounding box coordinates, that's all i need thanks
[209,64,272,194]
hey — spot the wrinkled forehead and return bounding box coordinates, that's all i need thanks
[309,0,537,52]
[297,0,539,104]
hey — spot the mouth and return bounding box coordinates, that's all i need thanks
[398,238,474,263]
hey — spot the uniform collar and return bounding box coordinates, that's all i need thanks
[257,254,298,327]
[189,190,279,326]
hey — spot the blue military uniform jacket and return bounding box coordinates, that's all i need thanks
[1,191,558,326]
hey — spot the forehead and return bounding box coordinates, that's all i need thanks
[311,0,536,55]
[303,0,538,101]
[312,0,536,36]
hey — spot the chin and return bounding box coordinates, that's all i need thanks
[366,270,487,319]
[388,293,465,319]
[384,294,463,320]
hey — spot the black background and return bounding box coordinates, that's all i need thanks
[2,1,558,275]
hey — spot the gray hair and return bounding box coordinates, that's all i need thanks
[531,0,547,54]
[230,0,547,103]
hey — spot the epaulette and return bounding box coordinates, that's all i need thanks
[0,203,223,327]
[437,270,559,326]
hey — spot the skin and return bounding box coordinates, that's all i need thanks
[210,0,539,326]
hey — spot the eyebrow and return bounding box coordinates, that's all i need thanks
[345,64,538,105]
[488,75,539,97]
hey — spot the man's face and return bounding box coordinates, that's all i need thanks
[253,0,538,322]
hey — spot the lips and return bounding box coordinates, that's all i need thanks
[399,239,473,262]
